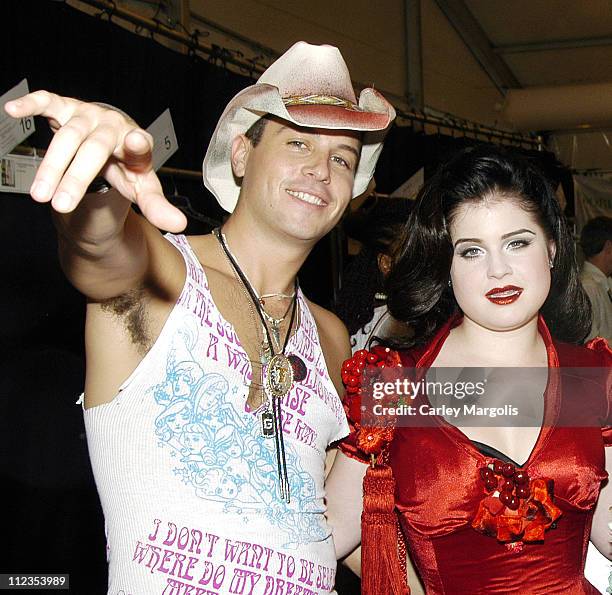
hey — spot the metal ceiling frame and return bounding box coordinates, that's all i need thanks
[495,35,612,54]
[404,0,424,110]
[434,0,520,93]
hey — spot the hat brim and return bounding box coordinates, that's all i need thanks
[286,104,392,131]
[203,83,395,213]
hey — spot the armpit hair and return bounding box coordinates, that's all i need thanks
[100,288,150,352]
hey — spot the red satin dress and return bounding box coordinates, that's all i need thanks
[341,316,611,595]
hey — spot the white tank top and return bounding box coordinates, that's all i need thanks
[82,234,348,595]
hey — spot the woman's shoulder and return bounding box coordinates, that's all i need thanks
[554,336,612,367]
[395,335,612,368]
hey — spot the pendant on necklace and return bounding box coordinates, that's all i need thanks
[261,339,273,364]
[266,353,294,398]
[260,408,275,438]
[270,324,281,351]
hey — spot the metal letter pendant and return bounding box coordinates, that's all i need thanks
[266,354,294,399]
[260,409,275,438]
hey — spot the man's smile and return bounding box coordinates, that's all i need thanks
[286,189,327,207]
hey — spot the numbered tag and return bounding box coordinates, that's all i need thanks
[147,108,178,171]
[0,79,35,160]
[0,153,42,194]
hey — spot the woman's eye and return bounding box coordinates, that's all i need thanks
[459,247,482,258]
[507,238,531,250]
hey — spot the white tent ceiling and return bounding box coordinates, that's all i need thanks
[466,0,612,88]
[458,0,612,171]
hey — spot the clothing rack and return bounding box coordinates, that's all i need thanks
[72,0,540,149]
[394,110,541,148]
[10,145,202,180]
[571,169,612,177]
[73,0,268,76]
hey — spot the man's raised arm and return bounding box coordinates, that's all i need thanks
[4,91,187,300]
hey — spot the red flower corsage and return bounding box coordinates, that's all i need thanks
[472,459,562,551]
[342,347,402,464]
[356,427,395,456]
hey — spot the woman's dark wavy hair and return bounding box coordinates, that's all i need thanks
[386,144,592,346]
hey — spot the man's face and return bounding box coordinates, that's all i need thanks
[232,118,361,243]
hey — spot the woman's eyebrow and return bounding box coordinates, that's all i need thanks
[454,237,481,247]
[501,228,536,240]
[454,228,536,247]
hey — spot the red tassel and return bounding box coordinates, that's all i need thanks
[361,464,410,595]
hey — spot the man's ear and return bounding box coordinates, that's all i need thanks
[231,134,251,178]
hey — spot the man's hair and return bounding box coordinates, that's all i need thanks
[580,216,612,258]
[244,115,273,147]
[386,144,592,345]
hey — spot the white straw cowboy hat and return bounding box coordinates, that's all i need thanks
[202,41,396,212]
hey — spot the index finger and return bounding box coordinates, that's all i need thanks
[115,128,155,173]
[4,90,73,125]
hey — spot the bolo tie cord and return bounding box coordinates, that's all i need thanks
[214,228,297,502]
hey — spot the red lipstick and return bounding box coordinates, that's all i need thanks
[485,285,523,305]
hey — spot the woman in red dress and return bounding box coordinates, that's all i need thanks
[327,145,611,594]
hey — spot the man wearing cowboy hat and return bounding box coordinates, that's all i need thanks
[5,42,394,593]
